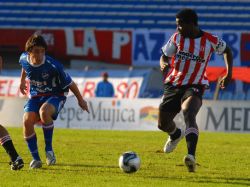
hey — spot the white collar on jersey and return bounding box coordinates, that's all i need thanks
[27,55,45,67]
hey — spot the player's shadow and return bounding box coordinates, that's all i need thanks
[149,175,250,186]
[0,161,10,164]
[0,161,117,172]
[41,163,118,172]
[58,163,117,168]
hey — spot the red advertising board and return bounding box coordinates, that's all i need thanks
[66,29,132,65]
[0,29,67,62]
[0,28,132,65]
[241,33,250,65]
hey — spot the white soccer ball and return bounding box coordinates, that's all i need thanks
[119,151,141,173]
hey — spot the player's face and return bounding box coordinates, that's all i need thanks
[29,46,45,65]
[103,75,108,81]
[176,18,192,38]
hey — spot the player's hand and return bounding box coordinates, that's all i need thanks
[19,81,27,95]
[78,99,89,113]
[160,55,170,73]
[160,62,169,73]
[219,74,232,89]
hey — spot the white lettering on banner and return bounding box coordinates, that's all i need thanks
[65,29,99,56]
[113,32,130,59]
[204,106,250,132]
[132,30,241,67]
[65,28,82,55]
[83,30,99,56]
[133,30,171,66]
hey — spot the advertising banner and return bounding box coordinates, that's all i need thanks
[56,97,250,133]
[132,30,243,67]
[0,28,249,67]
[0,29,67,61]
[65,29,132,65]
[198,100,250,132]
[0,76,143,99]
[56,96,160,130]
[0,97,249,133]
[0,97,26,126]
[0,28,132,65]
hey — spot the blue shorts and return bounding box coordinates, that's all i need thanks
[24,95,67,120]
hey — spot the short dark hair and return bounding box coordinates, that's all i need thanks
[25,34,47,52]
[176,8,198,26]
[102,72,109,77]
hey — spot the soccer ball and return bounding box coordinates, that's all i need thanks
[118,151,141,173]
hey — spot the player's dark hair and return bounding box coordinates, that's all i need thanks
[25,34,47,52]
[176,8,198,26]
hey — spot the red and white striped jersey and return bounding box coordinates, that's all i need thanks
[161,31,226,86]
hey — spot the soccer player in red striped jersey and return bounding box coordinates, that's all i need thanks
[158,9,233,172]
[0,56,24,170]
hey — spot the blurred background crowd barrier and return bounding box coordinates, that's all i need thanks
[0,0,250,100]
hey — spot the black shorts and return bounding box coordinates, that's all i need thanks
[159,83,205,113]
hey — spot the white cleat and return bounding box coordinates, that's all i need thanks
[184,154,196,172]
[163,129,185,153]
[30,160,42,169]
[46,151,56,166]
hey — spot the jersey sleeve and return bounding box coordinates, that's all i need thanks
[210,36,227,55]
[161,34,177,57]
[54,61,73,89]
[19,52,28,67]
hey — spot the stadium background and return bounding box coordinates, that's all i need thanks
[0,0,249,132]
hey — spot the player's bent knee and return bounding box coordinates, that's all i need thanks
[158,119,174,132]
[39,109,52,120]
[158,115,166,130]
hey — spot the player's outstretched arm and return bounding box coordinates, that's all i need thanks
[160,55,170,73]
[69,81,89,113]
[219,46,233,89]
[19,68,27,95]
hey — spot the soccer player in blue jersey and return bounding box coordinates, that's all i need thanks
[0,56,24,170]
[19,35,89,169]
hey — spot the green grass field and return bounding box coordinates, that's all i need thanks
[1,127,250,187]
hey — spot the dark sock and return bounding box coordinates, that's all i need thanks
[185,128,199,157]
[2,138,19,162]
[25,134,41,161]
[170,128,181,140]
[42,123,54,152]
